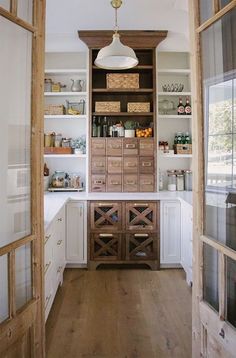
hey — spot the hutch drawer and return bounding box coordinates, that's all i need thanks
[139,157,154,174]
[90,202,122,231]
[139,174,155,192]
[123,174,138,192]
[139,139,154,156]
[107,156,122,174]
[91,156,106,174]
[90,233,122,261]
[123,157,138,173]
[123,138,138,156]
[125,202,157,231]
[91,175,106,192]
[106,138,122,156]
[91,138,106,156]
[125,233,158,261]
[107,174,122,192]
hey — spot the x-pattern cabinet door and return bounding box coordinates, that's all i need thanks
[126,233,158,260]
[90,202,122,232]
[125,202,157,231]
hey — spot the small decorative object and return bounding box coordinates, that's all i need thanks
[71,135,86,154]
[136,128,152,138]
[95,101,121,113]
[124,120,135,137]
[61,138,72,148]
[71,79,85,92]
[159,99,175,114]
[127,102,150,113]
[44,147,72,154]
[51,171,65,188]
[66,100,85,115]
[44,78,52,92]
[106,73,139,89]
[162,83,184,92]
[174,143,192,155]
[54,133,62,147]
[51,82,63,92]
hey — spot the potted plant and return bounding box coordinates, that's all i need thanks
[71,136,86,154]
[124,120,135,137]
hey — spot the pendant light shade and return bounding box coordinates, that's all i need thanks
[94,33,138,70]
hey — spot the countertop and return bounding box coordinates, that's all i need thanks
[44,191,192,231]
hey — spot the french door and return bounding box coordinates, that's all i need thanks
[190,0,236,357]
[0,1,45,357]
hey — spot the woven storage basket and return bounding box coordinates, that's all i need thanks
[95,101,121,113]
[174,144,192,155]
[106,73,139,89]
[127,102,150,113]
[44,105,65,115]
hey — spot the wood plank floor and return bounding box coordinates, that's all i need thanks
[46,269,192,358]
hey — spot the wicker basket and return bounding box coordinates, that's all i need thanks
[44,147,72,154]
[174,144,192,155]
[44,105,65,115]
[106,73,139,89]
[95,101,121,113]
[127,102,150,113]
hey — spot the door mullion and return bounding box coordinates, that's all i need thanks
[218,252,226,321]
[10,0,18,17]
[8,250,16,318]
[212,0,220,14]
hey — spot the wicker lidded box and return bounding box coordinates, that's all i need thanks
[95,101,121,113]
[127,102,150,113]
[106,73,139,89]
[44,105,65,115]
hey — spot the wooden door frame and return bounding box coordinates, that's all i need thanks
[0,1,45,357]
[189,0,236,356]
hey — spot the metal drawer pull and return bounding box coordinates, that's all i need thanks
[142,162,152,167]
[126,162,136,167]
[57,266,63,274]
[126,144,135,149]
[142,181,152,185]
[126,181,135,185]
[111,162,120,167]
[134,234,149,237]
[94,180,103,185]
[111,181,120,185]
[44,234,51,244]
[99,233,114,238]
[57,240,63,246]
[94,144,104,149]
[44,261,51,275]
[57,218,62,222]
[141,144,152,149]
[94,163,104,167]
[98,203,113,207]
[133,203,149,207]
[110,144,120,149]
[45,294,52,309]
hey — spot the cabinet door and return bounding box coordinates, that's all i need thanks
[106,138,122,156]
[123,157,138,173]
[91,175,106,192]
[90,202,122,232]
[91,156,106,174]
[91,138,106,156]
[107,156,122,174]
[123,138,138,155]
[125,202,157,231]
[161,201,181,265]
[90,233,122,261]
[125,233,158,261]
[54,207,66,286]
[139,139,154,156]
[139,157,154,174]
[66,202,85,264]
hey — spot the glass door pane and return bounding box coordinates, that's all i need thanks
[0,17,32,248]
[18,0,33,24]
[15,243,32,310]
[199,0,213,24]
[203,244,219,311]
[0,0,10,11]
[0,255,9,323]
[227,257,236,328]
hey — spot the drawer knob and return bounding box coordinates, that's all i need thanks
[142,162,152,167]
[57,218,62,222]
[57,240,63,246]
[94,180,103,184]
[110,181,120,185]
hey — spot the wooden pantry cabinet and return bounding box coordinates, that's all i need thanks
[78,30,167,193]
[88,201,160,270]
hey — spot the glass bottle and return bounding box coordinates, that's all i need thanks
[177,132,182,144]
[103,116,108,137]
[177,97,185,115]
[185,132,191,144]
[181,132,186,144]
[92,116,97,137]
[184,97,192,115]
[97,117,101,137]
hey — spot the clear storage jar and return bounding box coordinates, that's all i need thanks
[184,170,192,191]
[167,170,176,191]
[176,173,184,191]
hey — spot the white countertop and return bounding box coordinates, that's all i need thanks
[44,191,192,231]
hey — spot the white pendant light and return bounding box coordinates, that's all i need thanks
[94,0,138,70]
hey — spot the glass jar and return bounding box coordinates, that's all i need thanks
[51,171,65,188]
[184,170,192,191]
[54,133,62,147]
[167,170,176,191]
[176,173,184,191]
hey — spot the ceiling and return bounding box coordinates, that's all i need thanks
[46,0,190,52]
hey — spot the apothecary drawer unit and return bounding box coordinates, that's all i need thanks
[126,202,158,231]
[90,233,122,261]
[107,174,122,192]
[91,175,106,192]
[106,138,122,156]
[125,233,158,261]
[107,156,122,174]
[91,156,106,174]
[123,174,138,192]
[139,139,154,156]
[91,138,106,156]
[123,138,138,156]
[90,202,122,232]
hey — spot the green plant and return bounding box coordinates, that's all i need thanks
[124,120,135,130]
[71,135,86,153]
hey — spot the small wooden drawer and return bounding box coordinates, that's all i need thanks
[106,139,122,156]
[91,156,106,174]
[139,139,154,156]
[125,233,158,261]
[125,202,157,231]
[123,157,138,173]
[123,138,138,156]
[139,157,154,174]
[90,202,122,231]
[91,175,106,192]
[91,138,106,156]
[90,233,122,261]
[107,174,122,192]
[123,174,138,192]
[139,174,155,192]
[107,157,122,174]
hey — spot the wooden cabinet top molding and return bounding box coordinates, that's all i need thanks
[78,30,168,49]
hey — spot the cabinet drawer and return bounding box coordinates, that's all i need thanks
[125,202,157,231]
[139,139,154,156]
[91,175,106,192]
[139,157,154,174]
[91,156,106,174]
[123,157,138,173]
[107,174,122,192]
[123,138,138,155]
[140,174,155,192]
[107,157,122,174]
[106,138,122,156]
[125,233,158,260]
[44,241,53,276]
[90,233,122,261]
[123,174,138,192]
[90,202,122,231]
[91,138,106,156]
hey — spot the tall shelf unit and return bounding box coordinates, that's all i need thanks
[44,53,89,190]
[157,52,193,189]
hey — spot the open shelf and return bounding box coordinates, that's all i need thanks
[92,88,154,93]
[44,154,87,158]
[159,154,192,158]
[44,92,87,96]
[45,69,88,75]
[92,65,153,70]
[158,69,191,74]
[44,115,87,119]
[158,115,192,119]
[92,112,154,116]
[158,92,192,96]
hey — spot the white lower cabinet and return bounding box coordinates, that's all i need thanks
[66,201,87,265]
[161,201,181,266]
[181,201,193,285]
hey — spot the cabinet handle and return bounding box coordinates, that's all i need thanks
[142,181,152,185]
[94,180,103,185]
[111,144,120,149]
[44,261,51,275]
[94,163,104,167]
[80,206,83,217]
[141,144,152,149]
[126,144,135,149]
[99,233,114,238]
[110,181,120,185]
[126,162,136,167]
[134,233,149,237]
[142,162,152,167]
[44,234,51,244]
[57,218,62,222]
[133,203,149,207]
[57,240,63,246]
[94,144,104,149]
[57,266,63,274]
[45,294,52,309]
[126,180,136,185]
[110,162,121,167]
[98,203,113,207]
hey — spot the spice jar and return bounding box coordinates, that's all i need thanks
[44,133,53,147]
[54,133,62,147]
[51,171,65,188]
[184,170,192,191]
[167,170,176,191]
[176,171,184,191]
[44,78,52,92]
[62,138,71,147]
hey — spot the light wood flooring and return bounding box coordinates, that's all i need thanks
[46,268,192,358]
